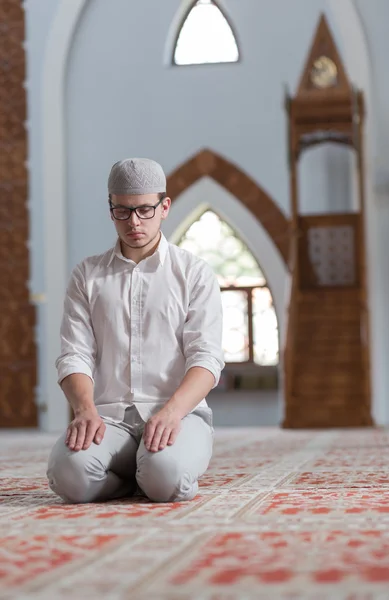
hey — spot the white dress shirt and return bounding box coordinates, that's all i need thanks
[56,233,225,423]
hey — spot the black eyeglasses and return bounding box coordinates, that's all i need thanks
[109,197,165,220]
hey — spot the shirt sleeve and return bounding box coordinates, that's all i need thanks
[55,264,97,385]
[182,261,225,387]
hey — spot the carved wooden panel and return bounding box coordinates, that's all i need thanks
[0,0,37,427]
[307,225,356,287]
[299,214,360,290]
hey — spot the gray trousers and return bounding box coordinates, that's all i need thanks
[47,406,213,504]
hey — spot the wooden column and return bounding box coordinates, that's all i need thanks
[0,0,37,427]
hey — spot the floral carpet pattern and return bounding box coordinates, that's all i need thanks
[1,428,389,599]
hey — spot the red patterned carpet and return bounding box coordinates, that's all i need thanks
[1,428,389,599]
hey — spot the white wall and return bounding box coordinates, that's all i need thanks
[352,0,389,426]
[25,0,67,429]
[25,0,61,295]
[207,391,280,427]
[64,0,349,269]
[299,144,354,214]
[24,0,389,430]
[354,0,389,166]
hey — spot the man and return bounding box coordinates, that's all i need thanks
[47,158,224,504]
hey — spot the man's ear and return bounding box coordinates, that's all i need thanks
[161,196,172,220]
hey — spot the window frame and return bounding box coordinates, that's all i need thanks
[171,0,241,67]
[221,283,278,366]
[176,209,279,368]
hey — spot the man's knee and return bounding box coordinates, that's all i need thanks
[47,439,105,504]
[136,451,198,503]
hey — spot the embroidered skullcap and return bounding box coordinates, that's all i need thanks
[108,158,166,195]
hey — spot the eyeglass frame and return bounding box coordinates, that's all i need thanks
[108,194,167,220]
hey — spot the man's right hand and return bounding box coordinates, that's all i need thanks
[66,411,106,452]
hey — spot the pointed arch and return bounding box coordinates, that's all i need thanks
[177,209,267,286]
[172,0,240,66]
[176,209,279,366]
[167,149,290,265]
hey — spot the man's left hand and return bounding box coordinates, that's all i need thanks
[143,407,182,453]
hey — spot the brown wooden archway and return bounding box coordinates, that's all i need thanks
[167,149,289,265]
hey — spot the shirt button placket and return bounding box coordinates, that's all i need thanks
[130,267,142,392]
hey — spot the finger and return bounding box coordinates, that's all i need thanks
[150,426,165,453]
[74,422,87,452]
[158,428,171,451]
[167,427,180,446]
[65,426,73,445]
[143,422,156,450]
[67,426,78,450]
[83,422,98,450]
[94,422,106,445]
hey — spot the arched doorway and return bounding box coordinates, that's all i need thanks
[167,149,290,266]
[177,209,279,371]
[164,169,287,426]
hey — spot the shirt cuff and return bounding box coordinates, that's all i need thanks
[57,361,94,386]
[185,358,222,389]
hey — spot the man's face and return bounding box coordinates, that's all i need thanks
[110,193,171,251]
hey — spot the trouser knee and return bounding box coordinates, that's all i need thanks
[136,452,198,503]
[47,446,104,504]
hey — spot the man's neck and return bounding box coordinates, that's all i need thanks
[120,231,162,264]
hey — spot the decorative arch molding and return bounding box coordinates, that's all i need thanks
[167,149,289,265]
[41,0,91,432]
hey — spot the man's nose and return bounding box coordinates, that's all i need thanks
[129,210,141,226]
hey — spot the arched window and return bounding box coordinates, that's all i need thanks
[173,0,239,66]
[177,211,279,366]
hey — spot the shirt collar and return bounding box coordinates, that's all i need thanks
[107,232,169,268]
